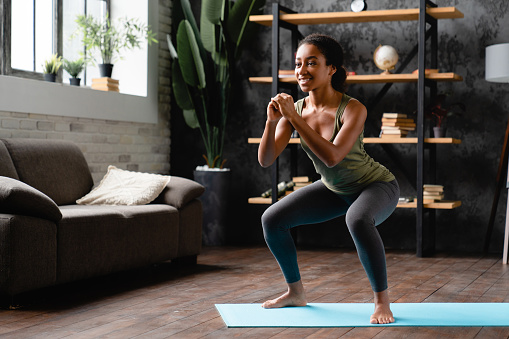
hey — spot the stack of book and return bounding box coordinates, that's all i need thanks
[380,113,416,138]
[292,176,312,191]
[423,184,444,202]
[91,77,119,92]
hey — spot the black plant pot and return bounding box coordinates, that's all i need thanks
[98,63,114,78]
[44,73,56,82]
[193,169,232,246]
[69,78,81,86]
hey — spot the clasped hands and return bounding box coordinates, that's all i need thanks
[267,93,297,123]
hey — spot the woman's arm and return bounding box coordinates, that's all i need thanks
[258,100,294,168]
[272,93,366,168]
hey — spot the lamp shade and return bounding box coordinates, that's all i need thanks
[486,43,509,83]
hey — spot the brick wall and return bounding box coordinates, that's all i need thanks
[0,1,172,184]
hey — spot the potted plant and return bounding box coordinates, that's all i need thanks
[63,58,87,86]
[42,53,62,82]
[425,93,465,137]
[73,14,157,78]
[168,0,264,245]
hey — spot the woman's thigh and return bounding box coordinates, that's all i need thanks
[262,180,351,230]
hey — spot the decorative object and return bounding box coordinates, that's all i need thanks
[424,93,465,138]
[373,45,398,74]
[350,0,367,12]
[42,53,62,82]
[76,165,171,205]
[91,77,119,92]
[168,0,265,169]
[380,112,415,138]
[63,58,86,86]
[73,14,157,78]
[484,42,509,264]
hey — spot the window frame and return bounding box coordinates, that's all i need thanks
[1,0,63,81]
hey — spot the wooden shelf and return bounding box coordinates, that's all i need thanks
[397,200,462,209]
[250,196,461,209]
[248,137,461,144]
[364,137,462,144]
[250,7,464,26]
[249,72,463,84]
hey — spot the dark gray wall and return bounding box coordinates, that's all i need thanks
[170,0,509,254]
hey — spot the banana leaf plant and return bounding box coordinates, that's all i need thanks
[168,0,265,169]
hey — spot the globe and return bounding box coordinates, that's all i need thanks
[374,45,399,74]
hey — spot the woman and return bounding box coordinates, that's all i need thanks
[258,33,399,324]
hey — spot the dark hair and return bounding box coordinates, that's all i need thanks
[297,33,348,93]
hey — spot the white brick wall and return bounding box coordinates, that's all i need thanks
[0,1,173,185]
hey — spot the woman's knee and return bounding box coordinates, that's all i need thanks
[345,211,373,235]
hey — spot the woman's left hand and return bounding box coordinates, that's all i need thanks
[271,93,297,121]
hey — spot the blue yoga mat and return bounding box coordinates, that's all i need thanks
[215,303,509,327]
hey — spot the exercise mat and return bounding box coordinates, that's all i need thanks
[215,303,509,327]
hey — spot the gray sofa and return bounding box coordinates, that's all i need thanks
[0,138,204,298]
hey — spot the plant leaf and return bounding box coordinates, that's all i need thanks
[183,109,200,129]
[166,34,178,59]
[202,0,223,25]
[227,0,265,53]
[200,3,216,53]
[177,20,206,89]
[171,60,194,110]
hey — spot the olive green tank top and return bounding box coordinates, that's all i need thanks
[296,93,395,195]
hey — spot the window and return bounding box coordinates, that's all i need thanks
[0,0,158,123]
[2,0,149,96]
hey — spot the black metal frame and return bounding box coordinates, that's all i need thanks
[268,0,441,256]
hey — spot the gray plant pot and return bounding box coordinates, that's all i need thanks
[99,63,114,78]
[44,73,56,82]
[433,126,446,138]
[69,78,81,86]
[193,169,232,246]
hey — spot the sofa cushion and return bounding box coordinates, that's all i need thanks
[0,176,62,222]
[1,139,94,206]
[57,204,179,283]
[0,141,19,180]
[152,176,205,209]
[76,166,171,205]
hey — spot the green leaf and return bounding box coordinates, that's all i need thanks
[202,0,223,25]
[171,60,194,110]
[183,109,200,129]
[166,34,178,59]
[200,3,216,53]
[227,0,265,53]
[176,20,206,89]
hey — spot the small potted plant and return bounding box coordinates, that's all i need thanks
[63,58,87,86]
[73,14,157,78]
[42,53,62,82]
[425,93,465,138]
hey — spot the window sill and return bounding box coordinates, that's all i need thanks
[0,75,158,124]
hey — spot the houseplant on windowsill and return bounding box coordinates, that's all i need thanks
[42,53,62,82]
[168,0,265,245]
[73,14,157,78]
[63,58,87,86]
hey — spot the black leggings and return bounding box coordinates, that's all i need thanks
[261,179,399,292]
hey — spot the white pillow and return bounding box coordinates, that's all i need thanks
[76,166,171,205]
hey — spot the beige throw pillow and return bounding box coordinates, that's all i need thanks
[76,166,171,205]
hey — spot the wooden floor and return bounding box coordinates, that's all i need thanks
[1,246,508,338]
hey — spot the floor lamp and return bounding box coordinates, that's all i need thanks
[485,42,509,264]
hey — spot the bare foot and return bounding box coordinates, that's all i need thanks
[262,280,307,309]
[370,289,394,324]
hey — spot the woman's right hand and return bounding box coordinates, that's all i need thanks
[267,99,283,123]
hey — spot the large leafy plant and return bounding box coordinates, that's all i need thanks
[74,14,157,65]
[168,0,265,169]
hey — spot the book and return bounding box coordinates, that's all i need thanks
[423,184,444,192]
[92,77,119,84]
[383,113,407,119]
[292,176,309,183]
[91,84,120,92]
[381,129,408,135]
[381,126,416,131]
[381,122,416,127]
[381,118,415,124]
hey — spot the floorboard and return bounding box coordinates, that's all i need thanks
[0,246,507,338]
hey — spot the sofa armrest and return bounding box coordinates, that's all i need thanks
[152,177,205,209]
[0,176,62,222]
